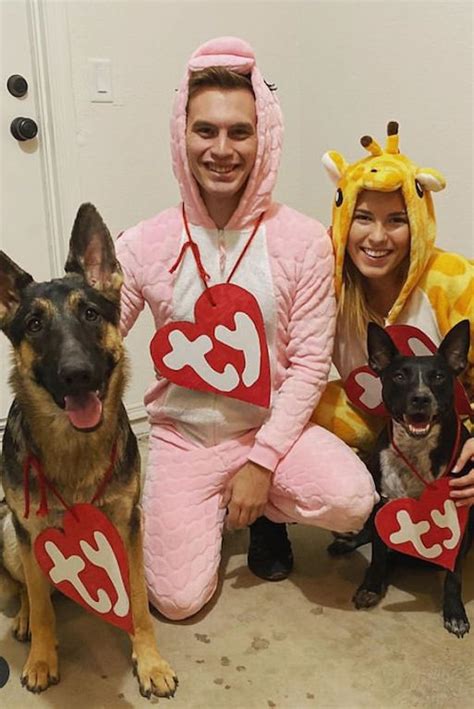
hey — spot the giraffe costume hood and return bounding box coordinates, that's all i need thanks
[312,122,473,452]
[322,121,446,323]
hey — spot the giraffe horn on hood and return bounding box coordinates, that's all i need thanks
[360,135,383,156]
[386,121,400,154]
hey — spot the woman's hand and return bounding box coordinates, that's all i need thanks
[449,438,474,507]
[221,461,272,529]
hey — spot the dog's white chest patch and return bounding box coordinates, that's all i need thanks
[380,425,445,500]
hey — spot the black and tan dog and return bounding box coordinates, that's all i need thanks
[0,204,177,696]
[353,321,473,637]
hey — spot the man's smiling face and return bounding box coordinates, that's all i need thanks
[185,88,258,216]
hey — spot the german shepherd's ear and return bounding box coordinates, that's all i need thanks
[65,203,123,300]
[0,251,34,328]
[367,322,400,374]
[438,319,470,375]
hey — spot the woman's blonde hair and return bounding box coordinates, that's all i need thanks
[339,254,409,338]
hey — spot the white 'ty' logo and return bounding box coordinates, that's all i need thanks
[354,371,382,409]
[215,312,261,386]
[431,500,461,550]
[389,501,461,559]
[390,511,442,558]
[45,531,130,617]
[163,310,261,391]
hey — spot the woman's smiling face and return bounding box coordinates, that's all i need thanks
[347,189,411,284]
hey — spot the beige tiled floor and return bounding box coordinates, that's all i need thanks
[1,438,473,708]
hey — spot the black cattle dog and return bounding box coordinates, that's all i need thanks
[0,204,177,695]
[352,320,473,637]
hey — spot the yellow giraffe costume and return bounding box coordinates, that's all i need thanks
[312,122,474,453]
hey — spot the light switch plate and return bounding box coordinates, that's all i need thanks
[89,58,114,103]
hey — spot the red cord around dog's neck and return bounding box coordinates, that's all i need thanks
[23,443,117,519]
[389,417,461,487]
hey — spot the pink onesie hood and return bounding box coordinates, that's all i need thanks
[170,36,284,230]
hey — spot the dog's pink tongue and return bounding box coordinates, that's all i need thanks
[64,392,102,429]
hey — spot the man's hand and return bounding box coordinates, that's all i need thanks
[449,438,474,507]
[221,461,272,529]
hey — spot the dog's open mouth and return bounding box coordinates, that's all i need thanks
[402,413,435,438]
[64,391,103,430]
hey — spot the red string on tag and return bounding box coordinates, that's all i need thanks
[169,240,210,281]
[169,203,264,306]
[91,443,117,505]
[225,212,264,284]
[23,443,117,519]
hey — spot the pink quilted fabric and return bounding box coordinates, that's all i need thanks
[116,37,378,619]
[143,424,375,621]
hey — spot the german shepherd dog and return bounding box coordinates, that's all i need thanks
[353,321,473,637]
[0,204,177,696]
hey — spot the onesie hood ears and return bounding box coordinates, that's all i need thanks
[170,36,284,230]
[323,121,446,322]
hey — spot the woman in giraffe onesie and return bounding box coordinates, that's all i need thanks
[311,122,474,550]
[116,37,377,620]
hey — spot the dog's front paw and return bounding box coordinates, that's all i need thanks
[21,649,59,693]
[353,584,385,609]
[444,612,470,638]
[132,653,178,699]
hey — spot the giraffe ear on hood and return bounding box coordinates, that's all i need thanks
[416,168,446,192]
[322,151,347,186]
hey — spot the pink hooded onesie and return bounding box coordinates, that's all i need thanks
[116,37,377,620]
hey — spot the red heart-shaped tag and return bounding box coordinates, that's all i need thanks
[35,504,134,633]
[150,283,271,408]
[345,325,471,417]
[345,366,386,417]
[375,478,469,571]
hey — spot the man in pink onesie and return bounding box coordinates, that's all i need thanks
[116,36,378,621]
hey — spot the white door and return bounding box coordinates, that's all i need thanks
[1,0,54,427]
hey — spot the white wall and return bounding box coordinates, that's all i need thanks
[65,0,474,242]
[58,0,474,414]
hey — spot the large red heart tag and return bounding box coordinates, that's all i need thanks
[345,325,471,417]
[35,504,134,633]
[375,477,469,571]
[150,283,271,408]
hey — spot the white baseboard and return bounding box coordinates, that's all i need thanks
[126,402,150,440]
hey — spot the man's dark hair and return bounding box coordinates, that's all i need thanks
[187,66,254,110]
